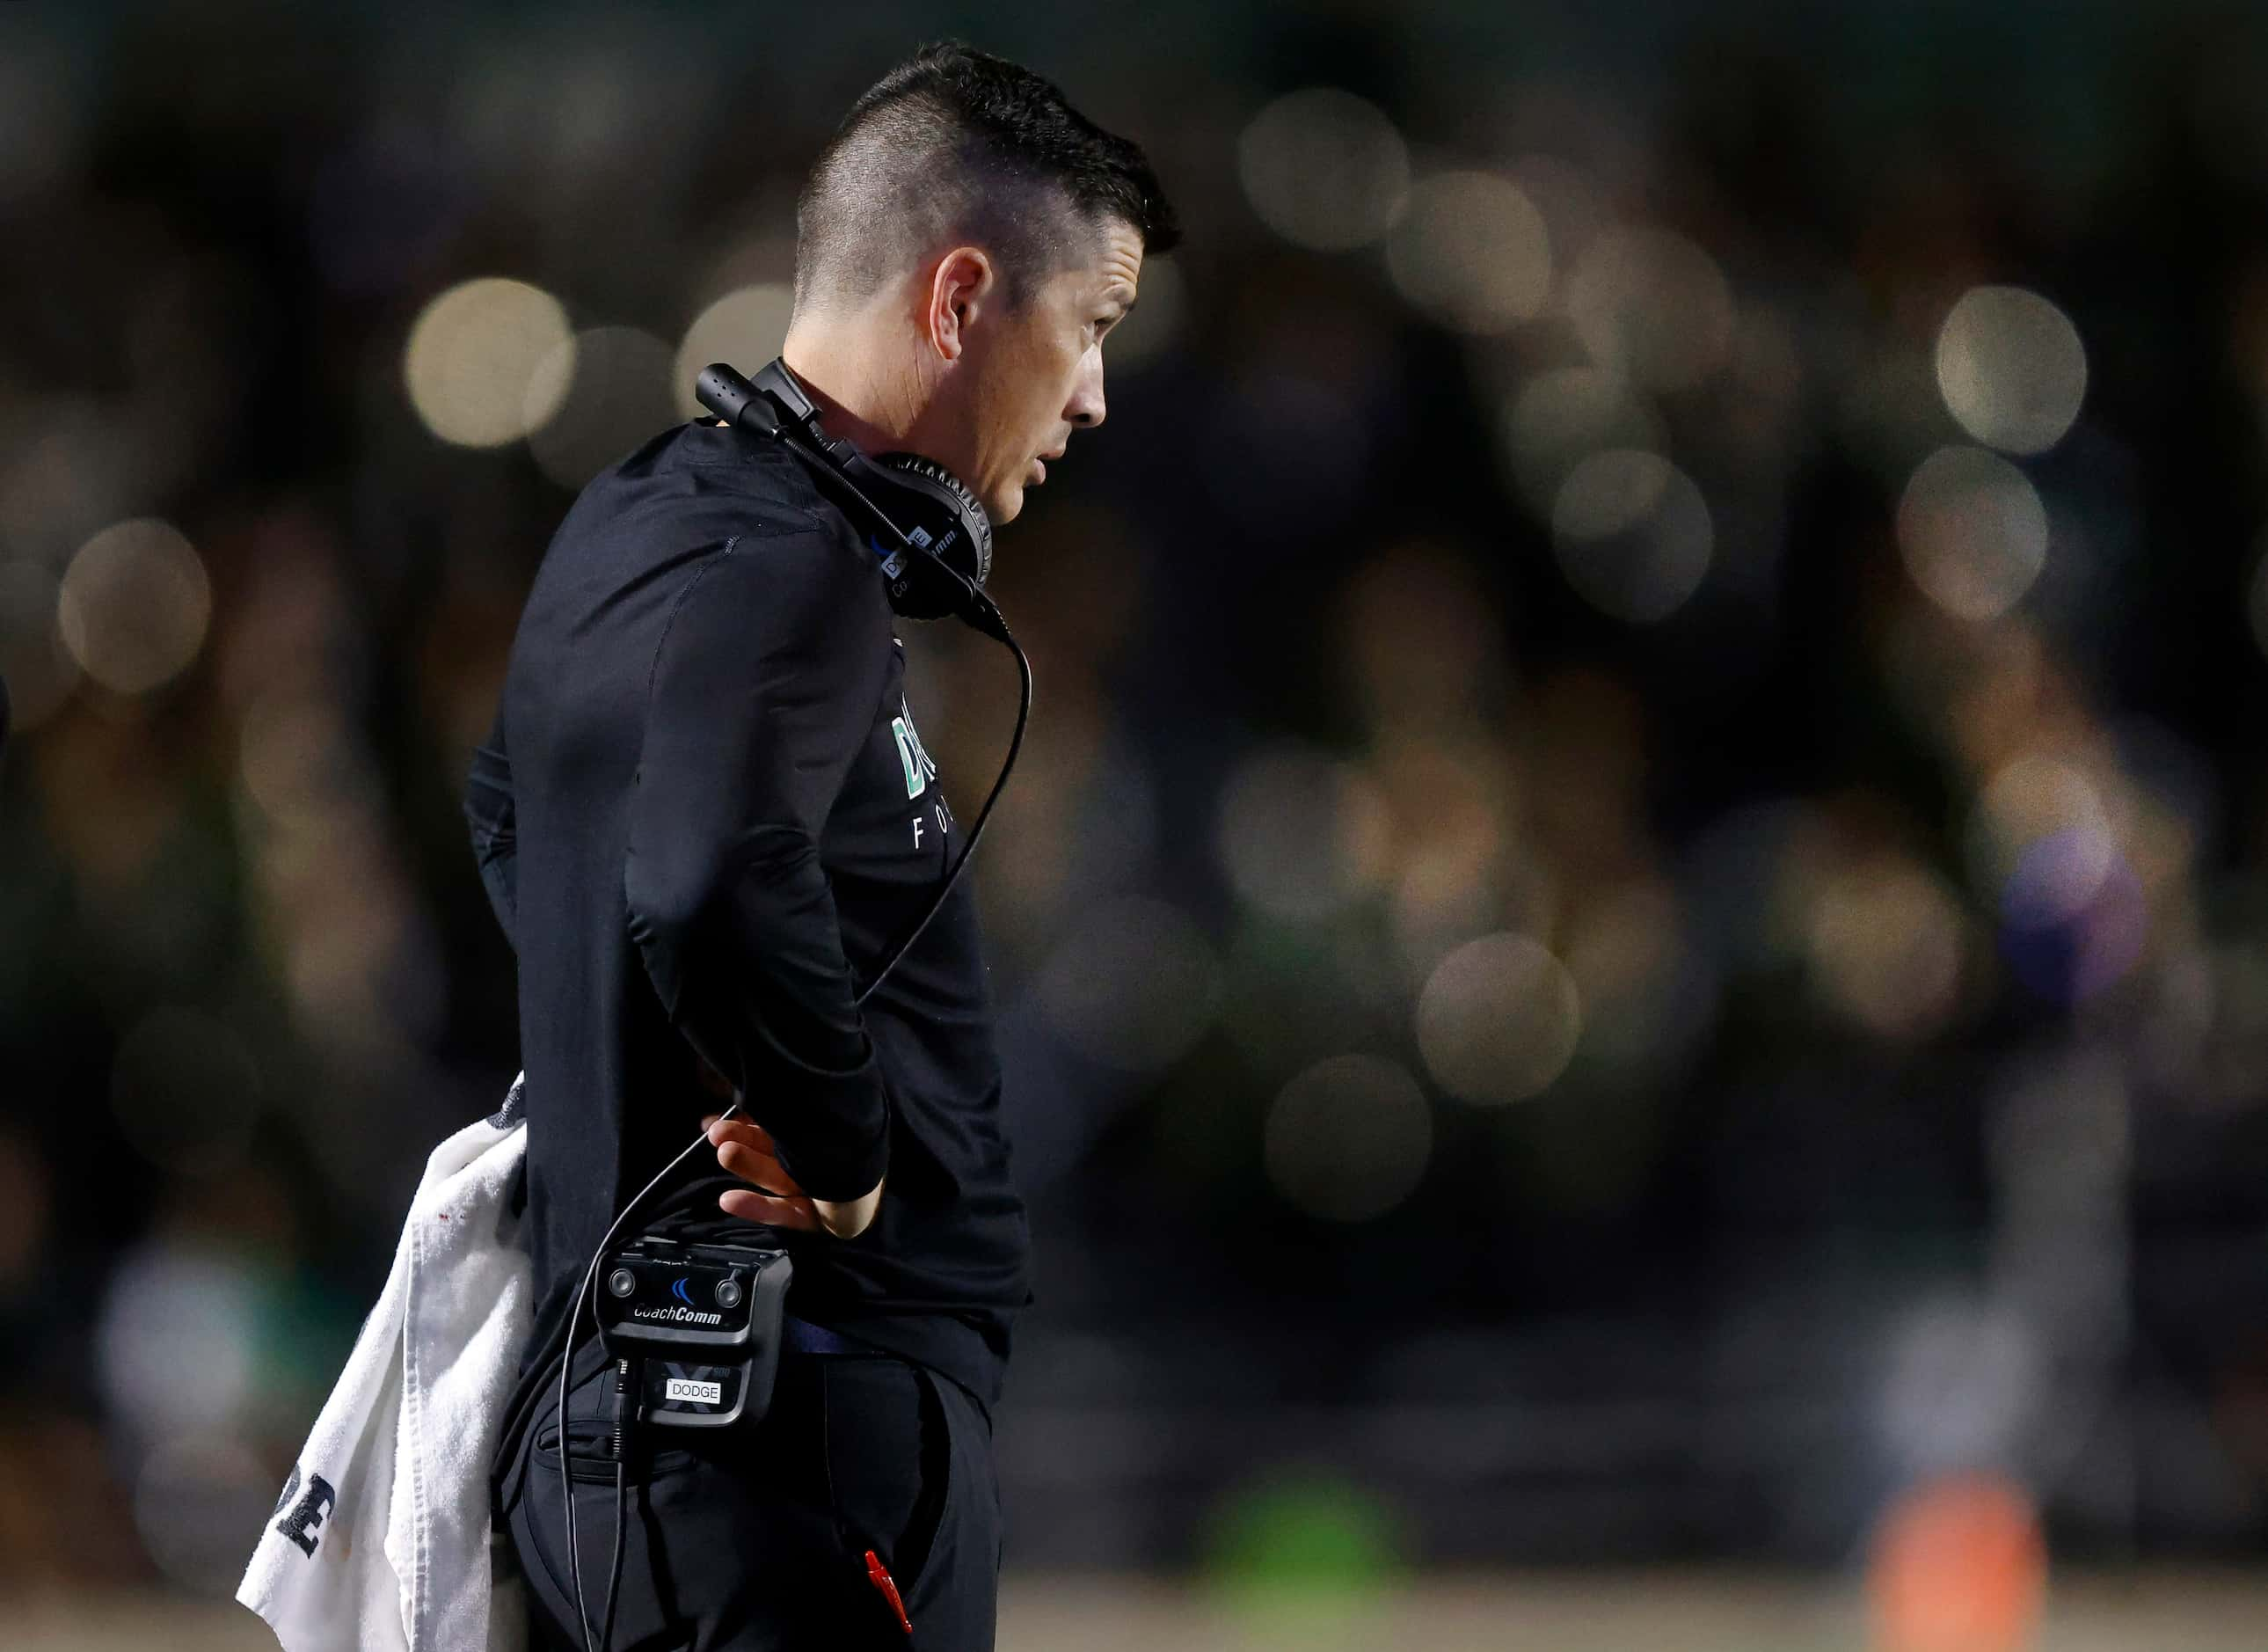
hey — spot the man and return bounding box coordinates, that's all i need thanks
[464,40,1176,1651]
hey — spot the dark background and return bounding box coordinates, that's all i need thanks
[4,0,2267,1615]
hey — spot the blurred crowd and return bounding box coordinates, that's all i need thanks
[4,0,2268,1604]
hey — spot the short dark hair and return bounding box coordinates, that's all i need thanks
[793,40,1179,314]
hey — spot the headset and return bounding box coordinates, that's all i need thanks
[696,358,1010,642]
[555,359,1035,1652]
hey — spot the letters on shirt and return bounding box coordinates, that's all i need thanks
[891,697,938,800]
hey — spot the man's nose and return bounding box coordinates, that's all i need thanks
[1067,359,1105,429]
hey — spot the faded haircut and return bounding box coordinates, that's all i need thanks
[793,40,1179,315]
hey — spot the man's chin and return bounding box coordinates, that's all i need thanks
[986,483,1025,526]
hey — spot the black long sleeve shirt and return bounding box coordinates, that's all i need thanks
[466,419,1028,1410]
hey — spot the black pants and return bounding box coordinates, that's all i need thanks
[499,1343,1000,1651]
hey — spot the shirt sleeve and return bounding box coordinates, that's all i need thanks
[465,711,518,952]
[621,531,892,1202]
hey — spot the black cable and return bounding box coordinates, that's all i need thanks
[856,624,1031,1007]
[597,1357,632,1649]
[597,1459,627,1651]
[562,1116,736,1652]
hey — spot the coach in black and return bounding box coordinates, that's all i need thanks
[468,43,1175,1651]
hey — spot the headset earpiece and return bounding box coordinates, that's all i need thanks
[696,361,997,632]
[876,452,992,588]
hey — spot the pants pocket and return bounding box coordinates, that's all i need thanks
[516,1442,708,1651]
[511,1361,699,1652]
[819,1358,958,1636]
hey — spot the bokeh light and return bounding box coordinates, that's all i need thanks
[1383,171,1550,334]
[526,325,677,488]
[1896,446,2049,622]
[2000,828,2148,1004]
[1868,1473,2047,1652]
[674,282,793,419]
[56,517,211,694]
[1372,747,1516,976]
[1501,366,1665,511]
[97,1243,259,1438]
[1806,858,1967,1040]
[1967,749,2113,894]
[1205,1469,1403,1638]
[1550,449,1714,622]
[1237,89,1409,252]
[1877,1297,2040,1475]
[1506,153,1610,281]
[1564,227,1735,392]
[1935,286,2088,456]
[1264,1053,1432,1221]
[403,275,573,448]
[1415,932,1582,1103]
[1035,895,1221,1071]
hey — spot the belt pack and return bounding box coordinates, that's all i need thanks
[592,1235,793,1429]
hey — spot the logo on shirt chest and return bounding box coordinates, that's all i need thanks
[891,697,952,850]
[892,697,937,799]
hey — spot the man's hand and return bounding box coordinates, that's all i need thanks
[702,1114,885,1239]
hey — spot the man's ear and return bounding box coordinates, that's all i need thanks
[925,247,995,362]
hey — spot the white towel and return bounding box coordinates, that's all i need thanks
[237,1078,533,1652]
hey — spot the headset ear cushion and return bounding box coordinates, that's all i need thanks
[878,454,993,587]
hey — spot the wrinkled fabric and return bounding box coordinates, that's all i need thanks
[237,1085,532,1652]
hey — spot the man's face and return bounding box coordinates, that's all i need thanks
[935,216,1143,525]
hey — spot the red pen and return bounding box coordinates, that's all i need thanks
[864,1549,913,1636]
